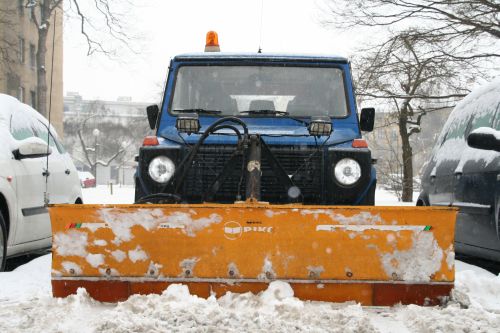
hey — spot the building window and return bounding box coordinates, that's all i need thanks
[19,37,25,63]
[18,86,25,102]
[29,43,36,69]
[18,0,24,16]
[30,90,36,109]
[28,3,35,21]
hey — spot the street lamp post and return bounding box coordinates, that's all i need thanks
[93,128,100,184]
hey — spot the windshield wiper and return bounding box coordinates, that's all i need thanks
[240,109,288,115]
[240,110,309,126]
[174,108,222,114]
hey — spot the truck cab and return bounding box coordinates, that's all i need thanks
[135,51,376,205]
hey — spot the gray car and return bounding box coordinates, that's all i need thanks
[418,79,500,262]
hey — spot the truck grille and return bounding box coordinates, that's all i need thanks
[183,145,323,203]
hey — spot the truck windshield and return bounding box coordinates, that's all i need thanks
[171,65,348,118]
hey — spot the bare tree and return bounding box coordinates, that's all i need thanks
[367,105,451,200]
[0,5,20,70]
[321,0,498,201]
[64,100,149,178]
[23,0,134,117]
[354,30,480,201]
[322,0,500,60]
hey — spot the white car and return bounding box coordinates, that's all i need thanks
[0,94,82,270]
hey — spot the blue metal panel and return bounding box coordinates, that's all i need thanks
[158,57,361,147]
[173,52,349,63]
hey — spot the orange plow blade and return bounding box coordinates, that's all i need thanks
[49,204,457,305]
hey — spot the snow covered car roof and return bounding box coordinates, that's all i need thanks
[0,93,61,136]
[173,52,349,63]
[430,77,500,169]
[0,93,63,152]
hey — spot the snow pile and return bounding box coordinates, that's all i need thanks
[455,261,500,311]
[0,255,51,302]
[97,282,373,332]
[1,254,500,332]
[0,266,376,332]
[396,303,500,332]
[389,261,500,332]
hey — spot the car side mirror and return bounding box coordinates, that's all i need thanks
[13,137,52,160]
[360,107,375,132]
[146,104,159,130]
[467,127,500,152]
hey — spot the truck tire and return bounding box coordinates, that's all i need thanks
[0,213,6,271]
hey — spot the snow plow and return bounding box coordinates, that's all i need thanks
[49,34,458,305]
[49,204,456,305]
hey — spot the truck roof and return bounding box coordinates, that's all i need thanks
[173,52,349,63]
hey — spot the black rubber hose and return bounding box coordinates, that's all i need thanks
[172,117,248,194]
[135,193,182,204]
[210,124,242,141]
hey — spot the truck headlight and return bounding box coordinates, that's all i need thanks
[334,158,361,186]
[148,156,175,183]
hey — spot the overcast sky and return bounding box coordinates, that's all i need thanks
[63,0,365,103]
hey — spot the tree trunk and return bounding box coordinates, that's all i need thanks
[35,1,52,116]
[36,27,48,116]
[398,106,414,202]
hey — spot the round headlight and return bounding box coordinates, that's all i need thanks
[334,158,361,186]
[148,156,175,183]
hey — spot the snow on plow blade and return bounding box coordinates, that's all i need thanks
[49,203,457,305]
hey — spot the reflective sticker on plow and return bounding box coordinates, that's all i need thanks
[316,225,431,232]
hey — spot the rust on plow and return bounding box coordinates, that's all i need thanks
[49,203,457,305]
[52,280,453,306]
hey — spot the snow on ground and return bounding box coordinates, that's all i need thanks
[0,187,499,332]
[0,255,499,332]
[84,186,417,206]
[82,185,134,204]
[375,189,420,206]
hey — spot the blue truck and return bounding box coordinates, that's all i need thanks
[49,36,462,305]
[135,50,376,206]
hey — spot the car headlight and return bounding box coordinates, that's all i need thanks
[148,156,175,183]
[334,158,361,186]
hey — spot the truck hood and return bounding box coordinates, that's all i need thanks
[159,124,359,146]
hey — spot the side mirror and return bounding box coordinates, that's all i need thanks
[146,104,159,130]
[13,137,52,160]
[467,127,500,152]
[360,107,375,132]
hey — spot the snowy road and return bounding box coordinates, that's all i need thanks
[0,256,499,332]
[0,187,498,332]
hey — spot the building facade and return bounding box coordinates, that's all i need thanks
[0,0,63,134]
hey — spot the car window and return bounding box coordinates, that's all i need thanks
[32,120,65,154]
[9,112,36,140]
[469,107,496,133]
[441,114,473,145]
[492,103,500,130]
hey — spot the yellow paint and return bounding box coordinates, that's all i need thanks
[49,203,457,284]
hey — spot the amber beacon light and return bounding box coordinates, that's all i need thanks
[205,31,220,52]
